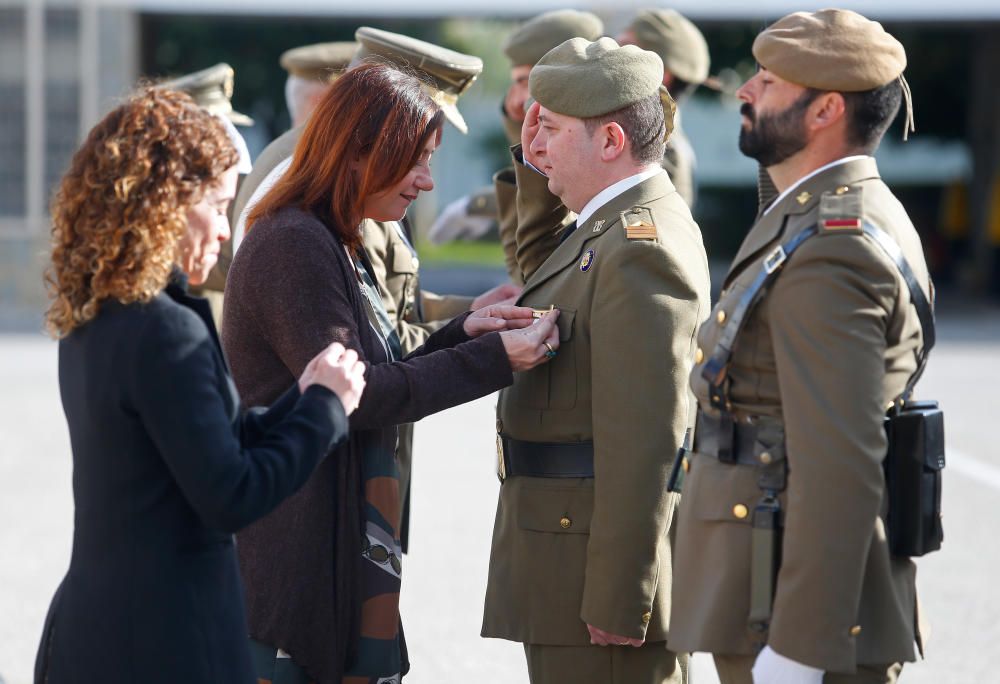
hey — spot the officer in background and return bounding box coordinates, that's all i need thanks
[280,41,357,129]
[617,8,714,209]
[428,10,603,276]
[669,10,929,684]
[483,37,710,683]
[157,63,253,324]
[230,41,356,248]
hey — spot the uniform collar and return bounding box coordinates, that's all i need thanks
[577,166,664,228]
[726,156,881,285]
[762,155,872,217]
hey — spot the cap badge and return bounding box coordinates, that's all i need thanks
[580,249,595,272]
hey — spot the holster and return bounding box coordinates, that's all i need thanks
[884,399,945,557]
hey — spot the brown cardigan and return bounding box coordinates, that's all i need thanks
[221,206,512,684]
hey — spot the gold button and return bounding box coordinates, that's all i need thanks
[759,451,772,465]
[850,625,862,636]
[682,457,690,473]
[716,310,726,324]
[560,516,572,529]
[694,348,704,364]
[732,504,749,519]
[641,611,652,624]
[836,185,850,195]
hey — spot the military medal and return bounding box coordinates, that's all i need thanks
[580,249,595,272]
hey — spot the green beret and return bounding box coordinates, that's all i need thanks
[629,9,710,85]
[503,10,604,67]
[529,37,663,119]
[280,42,358,82]
[353,27,483,134]
[753,9,906,91]
[158,63,253,127]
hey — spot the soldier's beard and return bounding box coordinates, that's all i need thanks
[738,92,817,167]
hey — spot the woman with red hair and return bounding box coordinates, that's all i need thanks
[224,63,559,684]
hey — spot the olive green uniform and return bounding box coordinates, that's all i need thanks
[670,157,929,680]
[483,153,710,683]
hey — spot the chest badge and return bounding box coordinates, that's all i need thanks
[580,249,595,272]
[592,219,605,232]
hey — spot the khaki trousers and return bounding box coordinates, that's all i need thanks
[713,654,902,684]
[524,641,686,684]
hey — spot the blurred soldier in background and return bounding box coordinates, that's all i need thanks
[617,8,715,209]
[157,63,253,324]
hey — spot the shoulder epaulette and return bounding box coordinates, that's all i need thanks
[620,206,658,240]
[818,185,864,233]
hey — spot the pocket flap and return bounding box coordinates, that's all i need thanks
[688,456,761,524]
[554,307,576,342]
[391,246,418,274]
[517,482,593,534]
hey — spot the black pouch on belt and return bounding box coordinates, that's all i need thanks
[884,399,945,557]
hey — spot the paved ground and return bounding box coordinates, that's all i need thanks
[1,303,997,683]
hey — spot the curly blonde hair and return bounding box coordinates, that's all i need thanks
[45,86,238,338]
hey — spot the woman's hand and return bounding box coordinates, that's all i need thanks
[298,342,367,415]
[463,304,537,338]
[499,309,561,372]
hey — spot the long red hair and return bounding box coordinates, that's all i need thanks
[248,62,444,250]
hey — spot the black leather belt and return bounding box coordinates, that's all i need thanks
[694,411,786,467]
[497,436,595,482]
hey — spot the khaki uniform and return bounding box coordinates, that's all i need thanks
[230,126,302,235]
[483,156,710,681]
[661,119,695,209]
[670,158,929,676]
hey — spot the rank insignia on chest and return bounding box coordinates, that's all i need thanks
[580,249,595,272]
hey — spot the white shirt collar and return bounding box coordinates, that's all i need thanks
[577,166,664,228]
[762,155,872,216]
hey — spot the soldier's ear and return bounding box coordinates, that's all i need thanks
[599,121,627,162]
[809,91,847,133]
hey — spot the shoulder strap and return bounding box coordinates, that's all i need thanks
[702,221,935,410]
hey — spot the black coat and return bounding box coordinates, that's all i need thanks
[35,276,348,684]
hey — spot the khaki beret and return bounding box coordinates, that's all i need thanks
[753,9,906,91]
[158,63,253,127]
[503,10,604,67]
[529,37,663,119]
[352,27,483,134]
[629,9,710,85]
[280,42,358,82]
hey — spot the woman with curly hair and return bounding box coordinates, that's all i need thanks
[35,86,367,684]
[223,62,560,684]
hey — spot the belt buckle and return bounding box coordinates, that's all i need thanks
[763,245,787,274]
[496,434,506,483]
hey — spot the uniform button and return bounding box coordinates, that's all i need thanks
[412,257,420,269]
[641,612,652,624]
[850,625,862,636]
[694,348,704,364]
[836,185,850,195]
[759,451,772,465]
[716,310,727,324]
[732,504,749,519]
[682,457,690,473]
[560,516,572,529]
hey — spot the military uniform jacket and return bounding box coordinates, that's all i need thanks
[482,158,710,645]
[670,157,930,673]
[230,126,302,235]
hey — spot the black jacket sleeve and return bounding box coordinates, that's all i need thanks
[131,305,349,533]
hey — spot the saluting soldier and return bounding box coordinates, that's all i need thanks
[429,10,603,279]
[669,10,931,684]
[483,37,710,683]
[157,63,253,324]
[617,8,714,210]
